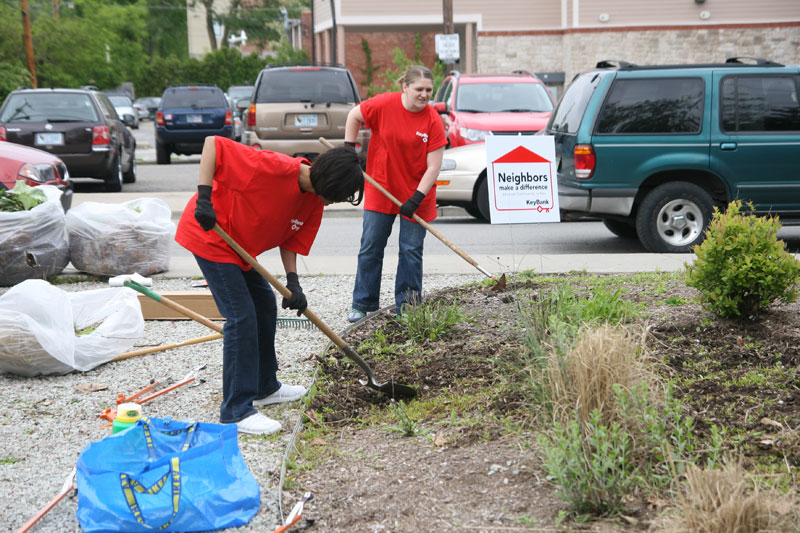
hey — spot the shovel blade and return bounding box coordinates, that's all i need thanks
[360,379,417,400]
[491,273,507,292]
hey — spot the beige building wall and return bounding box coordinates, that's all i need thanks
[188,0,233,58]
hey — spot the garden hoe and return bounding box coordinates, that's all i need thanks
[213,224,417,400]
[319,137,506,291]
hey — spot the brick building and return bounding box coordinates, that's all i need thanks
[306,0,800,100]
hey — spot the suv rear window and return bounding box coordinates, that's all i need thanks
[549,73,601,134]
[161,88,227,108]
[595,78,704,134]
[721,75,800,132]
[455,82,553,113]
[0,93,99,122]
[255,68,357,104]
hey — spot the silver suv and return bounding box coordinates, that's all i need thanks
[244,64,369,159]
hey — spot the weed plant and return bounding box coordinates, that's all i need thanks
[385,400,420,437]
[398,298,467,342]
[686,200,800,319]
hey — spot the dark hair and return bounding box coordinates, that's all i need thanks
[309,146,364,205]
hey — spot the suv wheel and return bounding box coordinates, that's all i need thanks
[635,182,712,253]
[156,141,171,165]
[602,218,638,239]
[105,152,123,192]
[123,155,137,184]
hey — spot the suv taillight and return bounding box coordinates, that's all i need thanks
[574,144,596,179]
[0,126,6,141]
[92,126,110,146]
[247,104,255,127]
[156,110,165,127]
[224,109,232,126]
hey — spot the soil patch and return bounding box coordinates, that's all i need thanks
[288,274,800,531]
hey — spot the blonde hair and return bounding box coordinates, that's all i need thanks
[397,65,434,88]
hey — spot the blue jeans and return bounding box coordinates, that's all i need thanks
[352,209,427,313]
[195,255,281,424]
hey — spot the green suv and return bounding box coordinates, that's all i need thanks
[548,57,800,253]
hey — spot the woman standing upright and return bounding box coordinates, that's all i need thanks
[344,65,447,322]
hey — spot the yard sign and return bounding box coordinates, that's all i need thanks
[484,136,560,224]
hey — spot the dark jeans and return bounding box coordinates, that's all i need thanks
[195,255,281,423]
[352,209,427,313]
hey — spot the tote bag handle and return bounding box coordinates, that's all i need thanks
[120,456,181,530]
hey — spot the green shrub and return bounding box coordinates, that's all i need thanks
[685,200,800,319]
[398,297,466,342]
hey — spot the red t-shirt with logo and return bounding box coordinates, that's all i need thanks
[361,92,447,222]
[175,136,323,270]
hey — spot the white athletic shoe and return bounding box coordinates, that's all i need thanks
[236,412,281,435]
[253,384,307,407]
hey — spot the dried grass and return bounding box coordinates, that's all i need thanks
[659,462,798,533]
[546,323,654,426]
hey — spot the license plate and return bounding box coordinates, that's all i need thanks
[295,114,318,127]
[187,114,203,124]
[35,132,63,146]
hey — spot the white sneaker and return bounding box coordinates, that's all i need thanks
[236,412,281,435]
[253,384,307,407]
[348,308,366,323]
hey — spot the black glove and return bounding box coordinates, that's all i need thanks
[399,190,425,218]
[194,185,216,231]
[344,141,357,149]
[282,272,307,316]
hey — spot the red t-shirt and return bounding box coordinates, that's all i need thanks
[175,136,323,270]
[361,92,447,222]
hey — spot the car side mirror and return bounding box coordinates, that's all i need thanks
[432,102,447,114]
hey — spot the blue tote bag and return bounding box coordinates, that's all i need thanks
[76,417,260,532]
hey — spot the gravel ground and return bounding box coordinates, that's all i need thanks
[0,272,481,532]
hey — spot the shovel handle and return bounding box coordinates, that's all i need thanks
[124,281,223,333]
[319,137,497,281]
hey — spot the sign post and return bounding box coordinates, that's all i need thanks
[484,136,560,224]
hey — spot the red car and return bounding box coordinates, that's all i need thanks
[0,141,73,212]
[432,71,555,148]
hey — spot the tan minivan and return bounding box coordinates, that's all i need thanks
[244,64,369,160]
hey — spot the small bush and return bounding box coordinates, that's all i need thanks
[398,298,466,342]
[685,200,800,319]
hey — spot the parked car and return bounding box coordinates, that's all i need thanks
[432,70,555,148]
[0,141,73,211]
[436,142,492,220]
[244,64,368,159]
[134,96,161,120]
[547,57,800,253]
[155,85,233,164]
[106,94,139,129]
[0,87,137,192]
[226,85,253,143]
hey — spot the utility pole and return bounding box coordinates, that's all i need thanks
[329,0,337,64]
[442,0,454,72]
[53,0,59,20]
[20,0,37,87]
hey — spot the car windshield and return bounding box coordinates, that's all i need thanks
[228,87,253,99]
[0,93,99,122]
[255,69,357,104]
[108,96,133,107]
[161,88,226,109]
[455,82,554,113]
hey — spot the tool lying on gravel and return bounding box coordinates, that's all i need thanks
[114,275,312,329]
[213,224,417,399]
[15,468,76,533]
[320,137,506,291]
[273,491,313,533]
[112,333,223,362]
[99,364,206,426]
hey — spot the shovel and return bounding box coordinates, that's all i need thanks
[320,137,506,291]
[213,224,416,400]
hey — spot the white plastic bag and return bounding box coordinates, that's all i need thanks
[0,187,69,286]
[0,280,144,376]
[66,198,175,276]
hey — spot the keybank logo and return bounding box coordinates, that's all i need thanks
[415,131,428,143]
[290,219,304,231]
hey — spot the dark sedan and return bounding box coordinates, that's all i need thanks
[0,88,136,192]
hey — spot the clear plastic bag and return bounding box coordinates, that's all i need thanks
[0,280,144,376]
[0,186,69,286]
[66,198,175,276]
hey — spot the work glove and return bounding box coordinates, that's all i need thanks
[282,272,307,316]
[344,141,357,149]
[194,185,216,231]
[399,190,425,218]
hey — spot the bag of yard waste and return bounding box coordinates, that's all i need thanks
[0,279,144,376]
[66,198,175,276]
[0,183,69,286]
